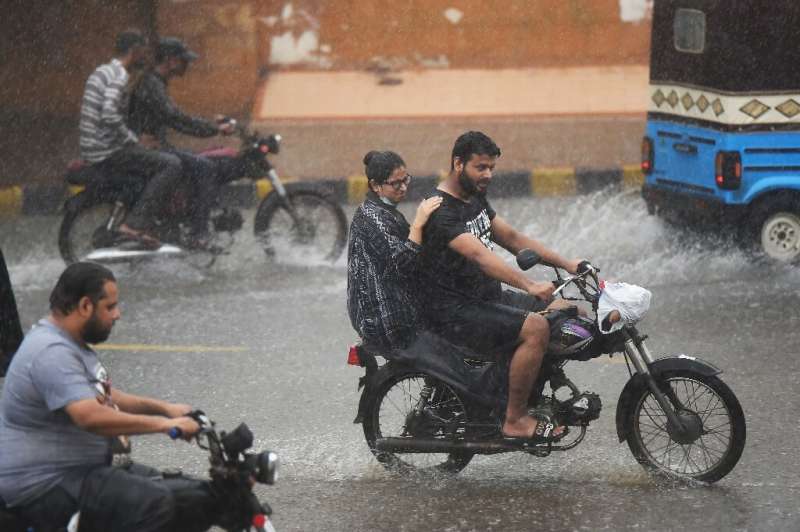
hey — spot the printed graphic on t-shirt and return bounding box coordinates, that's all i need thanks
[91,362,131,456]
[465,209,493,250]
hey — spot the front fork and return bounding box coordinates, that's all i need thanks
[622,329,688,434]
[107,201,126,231]
[266,168,302,224]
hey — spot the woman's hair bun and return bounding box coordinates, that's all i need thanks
[363,151,380,166]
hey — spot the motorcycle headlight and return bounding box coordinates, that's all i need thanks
[255,451,279,485]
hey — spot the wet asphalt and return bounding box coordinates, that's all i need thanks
[1,191,799,531]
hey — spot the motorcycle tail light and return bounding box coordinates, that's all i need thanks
[347,345,361,366]
[259,144,270,154]
[253,514,266,528]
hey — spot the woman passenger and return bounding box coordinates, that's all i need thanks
[346,151,442,353]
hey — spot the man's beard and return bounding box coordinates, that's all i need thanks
[458,169,486,197]
[81,313,112,344]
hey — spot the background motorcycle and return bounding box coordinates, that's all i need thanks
[58,126,348,266]
[0,411,280,532]
[347,251,746,483]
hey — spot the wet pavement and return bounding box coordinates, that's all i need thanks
[1,191,799,531]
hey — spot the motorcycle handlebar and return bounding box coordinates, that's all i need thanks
[168,410,209,440]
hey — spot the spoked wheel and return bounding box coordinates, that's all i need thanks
[253,189,347,263]
[362,371,473,475]
[58,197,119,264]
[625,370,746,483]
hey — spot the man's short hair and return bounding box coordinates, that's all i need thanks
[114,30,146,56]
[451,131,501,170]
[49,262,116,315]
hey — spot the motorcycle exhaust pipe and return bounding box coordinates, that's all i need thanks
[375,437,534,454]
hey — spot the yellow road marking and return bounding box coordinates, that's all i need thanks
[97,343,248,353]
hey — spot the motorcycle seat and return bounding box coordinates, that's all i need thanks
[0,498,28,532]
[65,159,105,186]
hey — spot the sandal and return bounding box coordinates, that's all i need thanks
[502,413,568,445]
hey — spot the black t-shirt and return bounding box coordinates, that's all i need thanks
[421,190,502,309]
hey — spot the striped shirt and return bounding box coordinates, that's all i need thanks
[79,59,138,163]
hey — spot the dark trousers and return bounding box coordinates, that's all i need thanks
[170,149,219,234]
[101,145,182,231]
[18,463,216,532]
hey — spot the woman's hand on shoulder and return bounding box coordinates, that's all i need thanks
[412,196,443,229]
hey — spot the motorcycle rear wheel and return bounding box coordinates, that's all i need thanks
[625,370,746,483]
[362,370,474,475]
[59,196,118,264]
[253,188,347,263]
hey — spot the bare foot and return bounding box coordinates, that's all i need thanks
[118,224,161,249]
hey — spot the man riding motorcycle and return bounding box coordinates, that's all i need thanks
[78,30,183,248]
[128,37,235,247]
[421,131,588,443]
[0,262,213,532]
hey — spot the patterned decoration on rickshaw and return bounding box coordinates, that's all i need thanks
[681,92,694,111]
[740,99,770,119]
[696,95,709,113]
[652,89,666,107]
[667,90,679,108]
[711,98,724,116]
[775,99,800,118]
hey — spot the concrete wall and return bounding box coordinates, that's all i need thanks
[0,0,652,186]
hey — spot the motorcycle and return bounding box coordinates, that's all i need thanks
[347,250,746,483]
[58,125,348,266]
[0,411,279,532]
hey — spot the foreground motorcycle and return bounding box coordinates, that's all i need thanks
[347,251,746,483]
[0,411,279,532]
[58,126,347,266]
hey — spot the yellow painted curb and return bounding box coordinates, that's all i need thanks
[0,186,22,216]
[531,167,576,197]
[347,174,368,204]
[622,165,644,188]
[255,179,273,200]
[255,177,298,200]
[68,185,85,196]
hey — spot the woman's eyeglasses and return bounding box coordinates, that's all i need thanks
[384,174,412,191]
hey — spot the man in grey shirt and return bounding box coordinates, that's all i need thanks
[0,263,202,531]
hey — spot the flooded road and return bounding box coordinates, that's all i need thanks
[2,191,799,531]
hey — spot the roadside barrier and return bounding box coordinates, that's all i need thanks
[0,165,643,217]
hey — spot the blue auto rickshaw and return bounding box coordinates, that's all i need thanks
[641,1,800,262]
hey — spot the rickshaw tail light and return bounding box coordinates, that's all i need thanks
[715,151,742,190]
[641,136,654,175]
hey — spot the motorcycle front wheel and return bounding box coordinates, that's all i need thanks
[362,370,474,475]
[58,195,119,264]
[253,188,347,263]
[625,370,746,483]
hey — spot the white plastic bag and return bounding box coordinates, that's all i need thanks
[597,282,652,334]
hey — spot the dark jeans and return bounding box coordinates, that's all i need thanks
[18,463,216,532]
[101,145,182,231]
[170,149,219,234]
[431,290,548,358]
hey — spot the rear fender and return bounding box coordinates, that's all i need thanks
[615,355,722,442]
[353,348,382,424]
